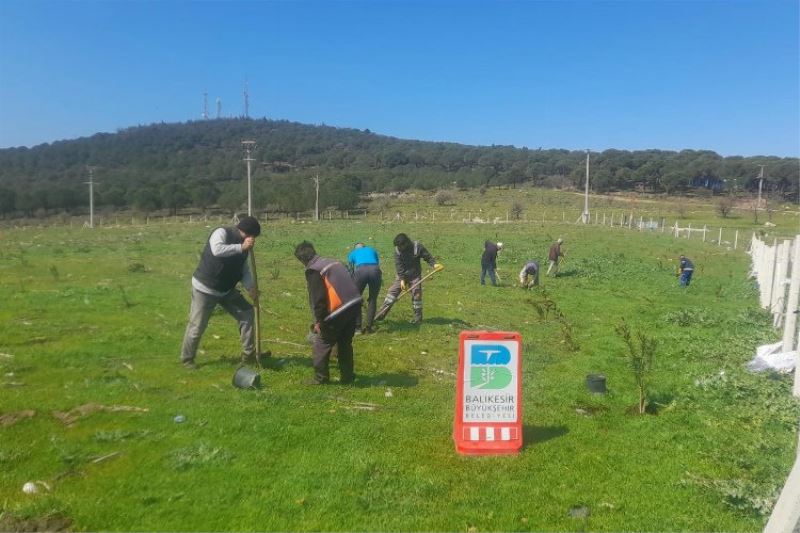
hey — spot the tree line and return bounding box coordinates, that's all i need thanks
[0,118,796,218]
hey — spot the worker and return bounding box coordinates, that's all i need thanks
[481,241,503,286]
[347,242,382,334]
[546,238,565,277]
[376,233,443,324]
[518,260,540,289]
[678,255,695,287]
[295,241,362,385]
[180,216,263,370]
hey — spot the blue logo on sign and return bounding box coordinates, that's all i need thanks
[470,344,511,365]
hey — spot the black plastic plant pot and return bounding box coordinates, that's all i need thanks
[233,366,262,389]
[586,373,607,394]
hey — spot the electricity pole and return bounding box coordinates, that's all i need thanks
[313,173,320,222]
[84,166,96,228]
[757,165,765,209]
[241,139,262,366]
[242,140,256,215]
[581,150,590,224]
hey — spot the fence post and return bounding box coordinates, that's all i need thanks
[603,213,606,225]
[718,227,722,246]
[782,238,800,353]
[688,223,691,239]
[772,239,792,324]
[734,230,739,250]
[703,225,707,242]
[765,238,779,310]
[639,216,643,231]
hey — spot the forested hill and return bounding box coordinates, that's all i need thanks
[0,117,797,217]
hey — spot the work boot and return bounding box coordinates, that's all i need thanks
[182,360,198,370]
[304,377,328,386]
[411,309,423,325]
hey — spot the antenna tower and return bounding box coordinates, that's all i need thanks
[216,97,222,119]
[202,92,209,120]
[243,79,250,118]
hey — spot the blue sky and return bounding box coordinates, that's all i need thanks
[0,0,797,157]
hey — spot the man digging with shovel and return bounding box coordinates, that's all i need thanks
[375,233,443,325]
[180,216,267,370]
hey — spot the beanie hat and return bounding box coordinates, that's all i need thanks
[237,216,261,237]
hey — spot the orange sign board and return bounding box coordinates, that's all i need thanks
[453,331,523,455]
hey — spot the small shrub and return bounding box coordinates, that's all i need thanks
[170,442,232,470]
[510,201,524,220]
[434,190,454,206]
[717,197,734,218]
[127,262,147,273]
[616,319,657,415]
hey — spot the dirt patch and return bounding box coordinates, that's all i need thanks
[0,512,72,532]
[0,409,36,427]
[52,403,148,426]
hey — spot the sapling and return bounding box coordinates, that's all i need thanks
[616,319,657,414]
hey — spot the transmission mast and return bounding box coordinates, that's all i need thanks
[202,92,209,120]
[243,79,250,118]
[216,97,222,119]
[242,140,256,215]
[84,166,96,228]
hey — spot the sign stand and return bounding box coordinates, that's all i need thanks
[454,331,523,455]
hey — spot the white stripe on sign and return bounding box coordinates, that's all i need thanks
[470,427,480,441]
[485,427,495,441]
[501,427,511,441]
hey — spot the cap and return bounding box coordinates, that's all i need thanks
[236,216,261,237]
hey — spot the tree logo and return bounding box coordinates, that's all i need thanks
[469,344,512,389]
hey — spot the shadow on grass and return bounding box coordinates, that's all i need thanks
[355,372,419,388]
[523,425,569,448]
[378,316,471,332]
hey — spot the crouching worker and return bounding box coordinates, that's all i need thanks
[180,216,262,370]
[518,260,540,289]
[295,241,362,385]
[376,233,443,325]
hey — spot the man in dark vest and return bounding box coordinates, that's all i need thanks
[678,255,695,287]
[376,233,443,325]
[180,216,262,369]
[295,241,362,385]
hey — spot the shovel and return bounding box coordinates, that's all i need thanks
[375,267,442,321]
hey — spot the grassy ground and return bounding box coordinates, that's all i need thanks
[1,191,799,531]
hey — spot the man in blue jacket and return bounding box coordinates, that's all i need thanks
[679,255,695,287]
[347,242,382,334]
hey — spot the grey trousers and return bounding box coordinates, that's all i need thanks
[380,276,423,321]
[180,287,255,363]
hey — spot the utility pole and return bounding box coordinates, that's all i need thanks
[202,92,209,120]
[241,140,262,366]
[313,172,320,222]
[581,150,590,224]
[757,165,765,208]
[242,140,256,215]
[84,166,96,228]
[216,97,222,119]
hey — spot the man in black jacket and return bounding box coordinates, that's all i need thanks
[481,240,502,286]
[376,233,443,324]
[180,216,261,369]
[295,241,362,385]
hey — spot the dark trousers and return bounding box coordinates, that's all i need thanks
[481,262,497,286]
[312,307,358,383]
[353,264,382,331]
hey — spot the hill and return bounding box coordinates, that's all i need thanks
[0,118,797,217]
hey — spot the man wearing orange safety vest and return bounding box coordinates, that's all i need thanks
[295,241,362,385]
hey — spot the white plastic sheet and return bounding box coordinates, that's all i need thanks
[747,341,797,373]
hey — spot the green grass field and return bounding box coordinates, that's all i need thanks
[1,190,799,531]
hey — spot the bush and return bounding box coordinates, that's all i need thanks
[434,190,454,206]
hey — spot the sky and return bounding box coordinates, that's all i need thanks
[0,0,798,157]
